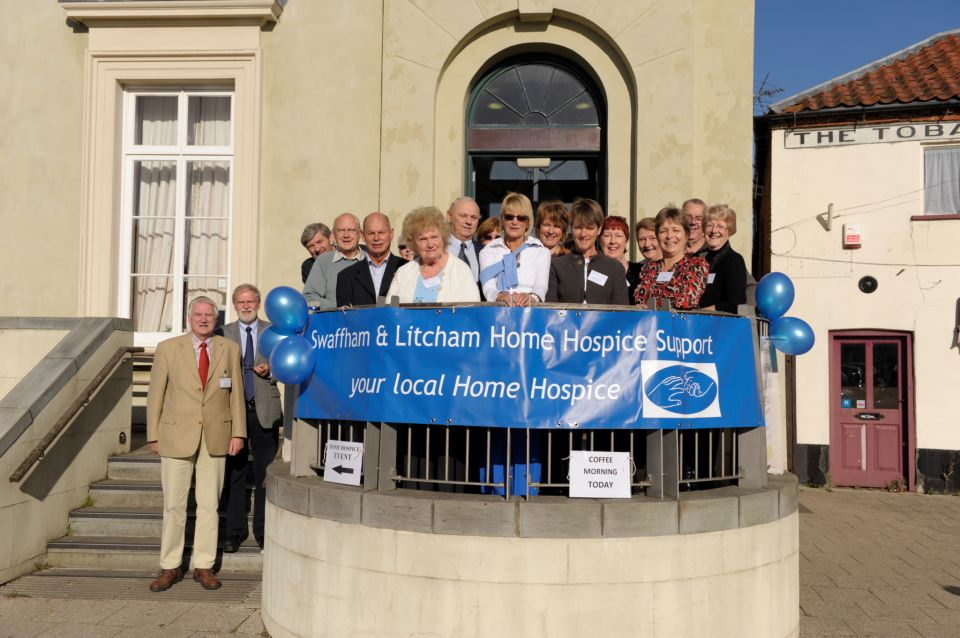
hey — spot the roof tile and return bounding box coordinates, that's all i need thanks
[775,32,960,113]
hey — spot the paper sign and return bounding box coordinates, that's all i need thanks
[569,450,631,498]
[323,440,363,486]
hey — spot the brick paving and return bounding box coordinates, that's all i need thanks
[799,486,960,638]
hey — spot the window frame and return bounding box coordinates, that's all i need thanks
[118,88,236,342]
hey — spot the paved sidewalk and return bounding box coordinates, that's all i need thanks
[0,571,266,638]
[799,486,960,638]
[3,487,959,637]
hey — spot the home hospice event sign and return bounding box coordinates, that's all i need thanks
[295,306,764,430]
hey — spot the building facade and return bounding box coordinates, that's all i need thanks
[755,30,960,492]
[1,0,754,345]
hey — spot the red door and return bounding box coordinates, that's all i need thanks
[829,334,913,488]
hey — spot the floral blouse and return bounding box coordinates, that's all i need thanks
[633,255,709,310]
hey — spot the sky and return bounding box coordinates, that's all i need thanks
[754,0,960,113]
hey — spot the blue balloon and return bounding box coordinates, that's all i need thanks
[269,335,317,385]
[264,286,308,334]
[258,325,289,359]
[770,316,815,355]
[756,272,795,319]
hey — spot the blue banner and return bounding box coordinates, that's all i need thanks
[295,306,764,430]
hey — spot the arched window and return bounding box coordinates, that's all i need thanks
[466,58,605,216]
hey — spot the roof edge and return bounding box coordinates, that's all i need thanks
[768,28,960,114]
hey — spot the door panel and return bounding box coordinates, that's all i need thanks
[830,335,909,488]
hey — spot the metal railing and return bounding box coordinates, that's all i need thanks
[8,346,143,483]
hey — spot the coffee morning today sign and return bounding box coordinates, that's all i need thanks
[295,306,765,430]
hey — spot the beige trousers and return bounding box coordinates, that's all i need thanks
[159,431,225,570]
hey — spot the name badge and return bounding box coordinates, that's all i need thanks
[707,273,716,284]
[587,270,608,286]
[220,377,232,389]
[422,275,441,289]
[656,271,674,283]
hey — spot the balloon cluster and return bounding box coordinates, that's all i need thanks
[755,272,815,356]
[259,287,316,384]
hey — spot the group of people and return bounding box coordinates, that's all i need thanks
[299,195,747,314]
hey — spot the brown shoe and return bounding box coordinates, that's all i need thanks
[149,567,183,592]
[192,568,222,590]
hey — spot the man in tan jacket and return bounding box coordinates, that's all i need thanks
[146,296,246,592]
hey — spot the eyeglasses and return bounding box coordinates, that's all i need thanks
[483,233,500,241]
[502,214,529,223]
[705,223,730,232]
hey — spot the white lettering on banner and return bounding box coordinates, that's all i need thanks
[569,450,631,498]
[529,377,621,405]
[489,325,556,350]
[784,121,960,148]
[395,325,480,348]
[323,440,363,486]
[561,329,649,357]
[452,375,521,399]
[655,330,714,360]
[311,327,371,349]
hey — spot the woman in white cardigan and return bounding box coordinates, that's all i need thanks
[386,206,480,304]
[478,192,550,306]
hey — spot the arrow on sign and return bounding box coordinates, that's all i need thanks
[331,465,355,475]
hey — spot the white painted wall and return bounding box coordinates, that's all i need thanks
[769,128,960,450]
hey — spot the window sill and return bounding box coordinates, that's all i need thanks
[61,0,284,29]
[910,214,960,221]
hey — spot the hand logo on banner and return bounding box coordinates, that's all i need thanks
[756,272,814,356]
[261,286,316,385]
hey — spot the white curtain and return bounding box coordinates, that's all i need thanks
[189,96,231,146]
[924,146,960,214]
[186,160,230,313]
[132,161,176,332]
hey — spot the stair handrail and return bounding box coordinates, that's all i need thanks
[8,346,144,483]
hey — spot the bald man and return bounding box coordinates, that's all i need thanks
[304,213,365,308]
[337,212,407,306]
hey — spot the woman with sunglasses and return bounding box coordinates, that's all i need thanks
[476,216,501,247]
[478,192,550,306]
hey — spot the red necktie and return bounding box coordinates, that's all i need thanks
[198,342,209,390]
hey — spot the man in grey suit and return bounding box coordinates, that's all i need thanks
[220,284,282,552]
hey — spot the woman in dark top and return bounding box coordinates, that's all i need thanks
[546,198,629,305]
[633,206,708,310]
[697,204,747,314]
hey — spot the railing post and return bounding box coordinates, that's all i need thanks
[646,429,679,499]
[362,422,380,491]
[737,426,768,489]
[377,422,398,491]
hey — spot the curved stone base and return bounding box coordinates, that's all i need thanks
[262,469,799,638]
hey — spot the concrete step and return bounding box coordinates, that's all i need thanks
[46,536,263,571]
[70,507,256,537]
[1,568,262,603]
[89,479,254,508]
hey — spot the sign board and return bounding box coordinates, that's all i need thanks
[784,121,960,148]
[843,223,862,249]
[568,450,631,498]
[296,306,765,430]
[323,440,363,486]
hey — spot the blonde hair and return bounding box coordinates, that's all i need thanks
[705,204,737,235]
[401,206,450,246]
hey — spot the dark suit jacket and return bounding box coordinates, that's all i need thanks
[221,320,283,429]
[546,251,629,305]
[301,256,314,284]
[336,254,407,306]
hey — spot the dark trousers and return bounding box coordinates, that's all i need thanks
[222,404,278,542]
